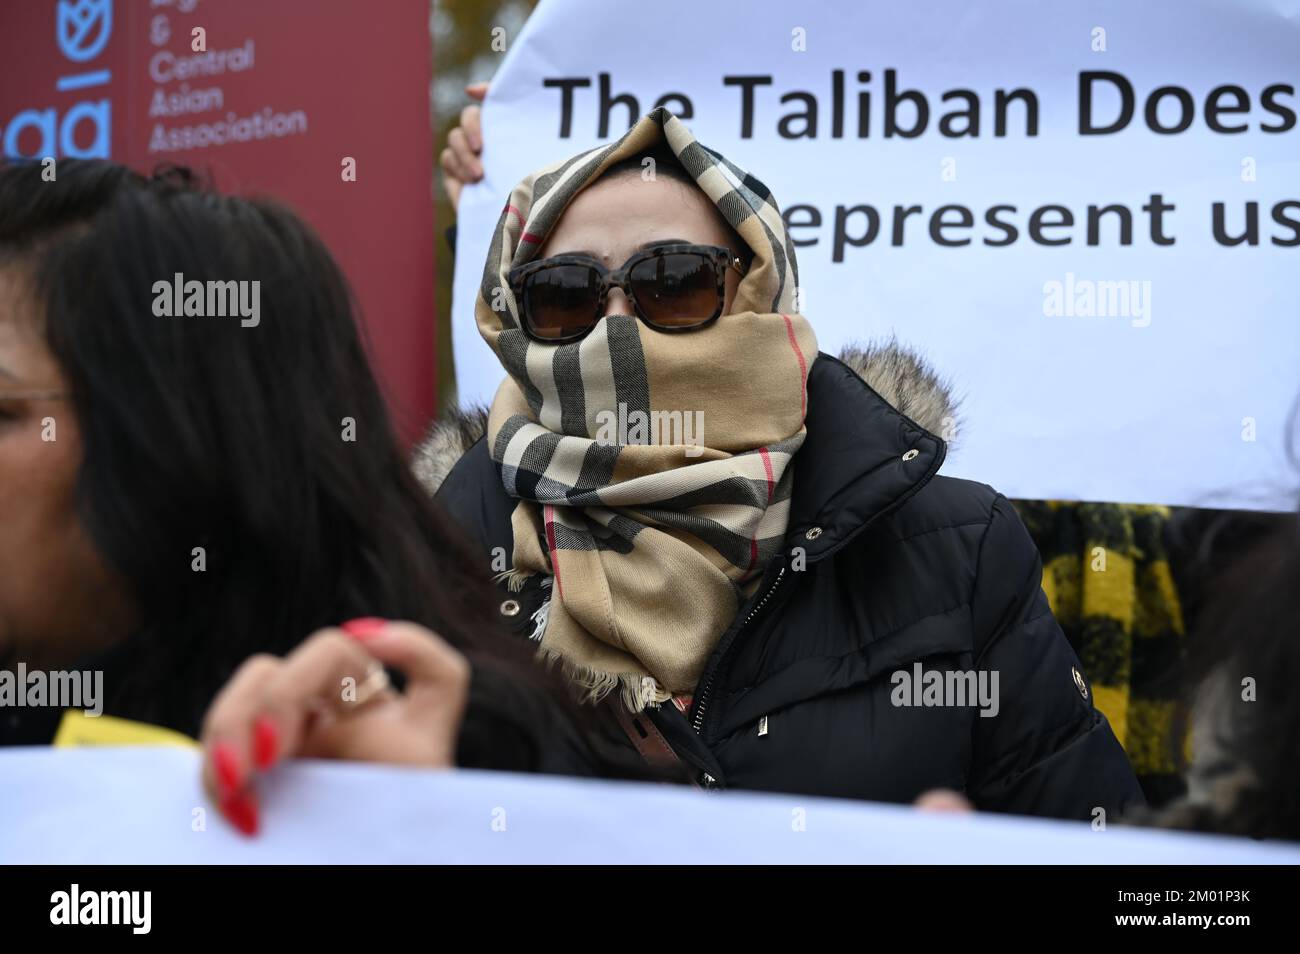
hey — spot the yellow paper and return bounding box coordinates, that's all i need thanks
[52,710,198,749]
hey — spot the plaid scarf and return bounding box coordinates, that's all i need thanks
[476,107,817,712]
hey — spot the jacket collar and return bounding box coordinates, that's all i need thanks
[783,351,949,562]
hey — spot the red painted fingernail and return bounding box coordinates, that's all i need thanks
[252,717,278,771]
[221,791,259,837]
[340,617,388,641]
[212,742,242,796]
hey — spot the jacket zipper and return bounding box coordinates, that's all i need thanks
[691,565,787,737]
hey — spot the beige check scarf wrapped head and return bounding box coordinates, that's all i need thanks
[477,107,817,712]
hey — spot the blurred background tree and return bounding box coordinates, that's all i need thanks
[431,0,537,413]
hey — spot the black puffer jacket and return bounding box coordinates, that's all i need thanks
[424,344,1145,821]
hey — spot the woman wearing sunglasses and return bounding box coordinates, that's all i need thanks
[424,107,1145,818]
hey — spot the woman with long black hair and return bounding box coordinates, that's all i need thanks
[0,159,647,834]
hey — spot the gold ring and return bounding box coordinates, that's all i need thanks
[350,662,391,708]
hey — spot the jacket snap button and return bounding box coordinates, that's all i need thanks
[499,599,521,618]
[805,526,823,540]
[1072,666,1089,700]
[902,449,919,461]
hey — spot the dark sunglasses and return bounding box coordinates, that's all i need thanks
[508,243,745,343]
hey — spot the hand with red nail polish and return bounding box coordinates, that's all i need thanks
[340,617,387,640]
[220,790,260,836]
[199,621,471,837]
[252,717,279,771]
[212,741,244,795]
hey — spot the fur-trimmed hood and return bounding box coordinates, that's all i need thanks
[412,338,960,496]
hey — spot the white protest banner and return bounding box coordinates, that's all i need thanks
[450,0,1300,512]
[4,747,1299,862]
